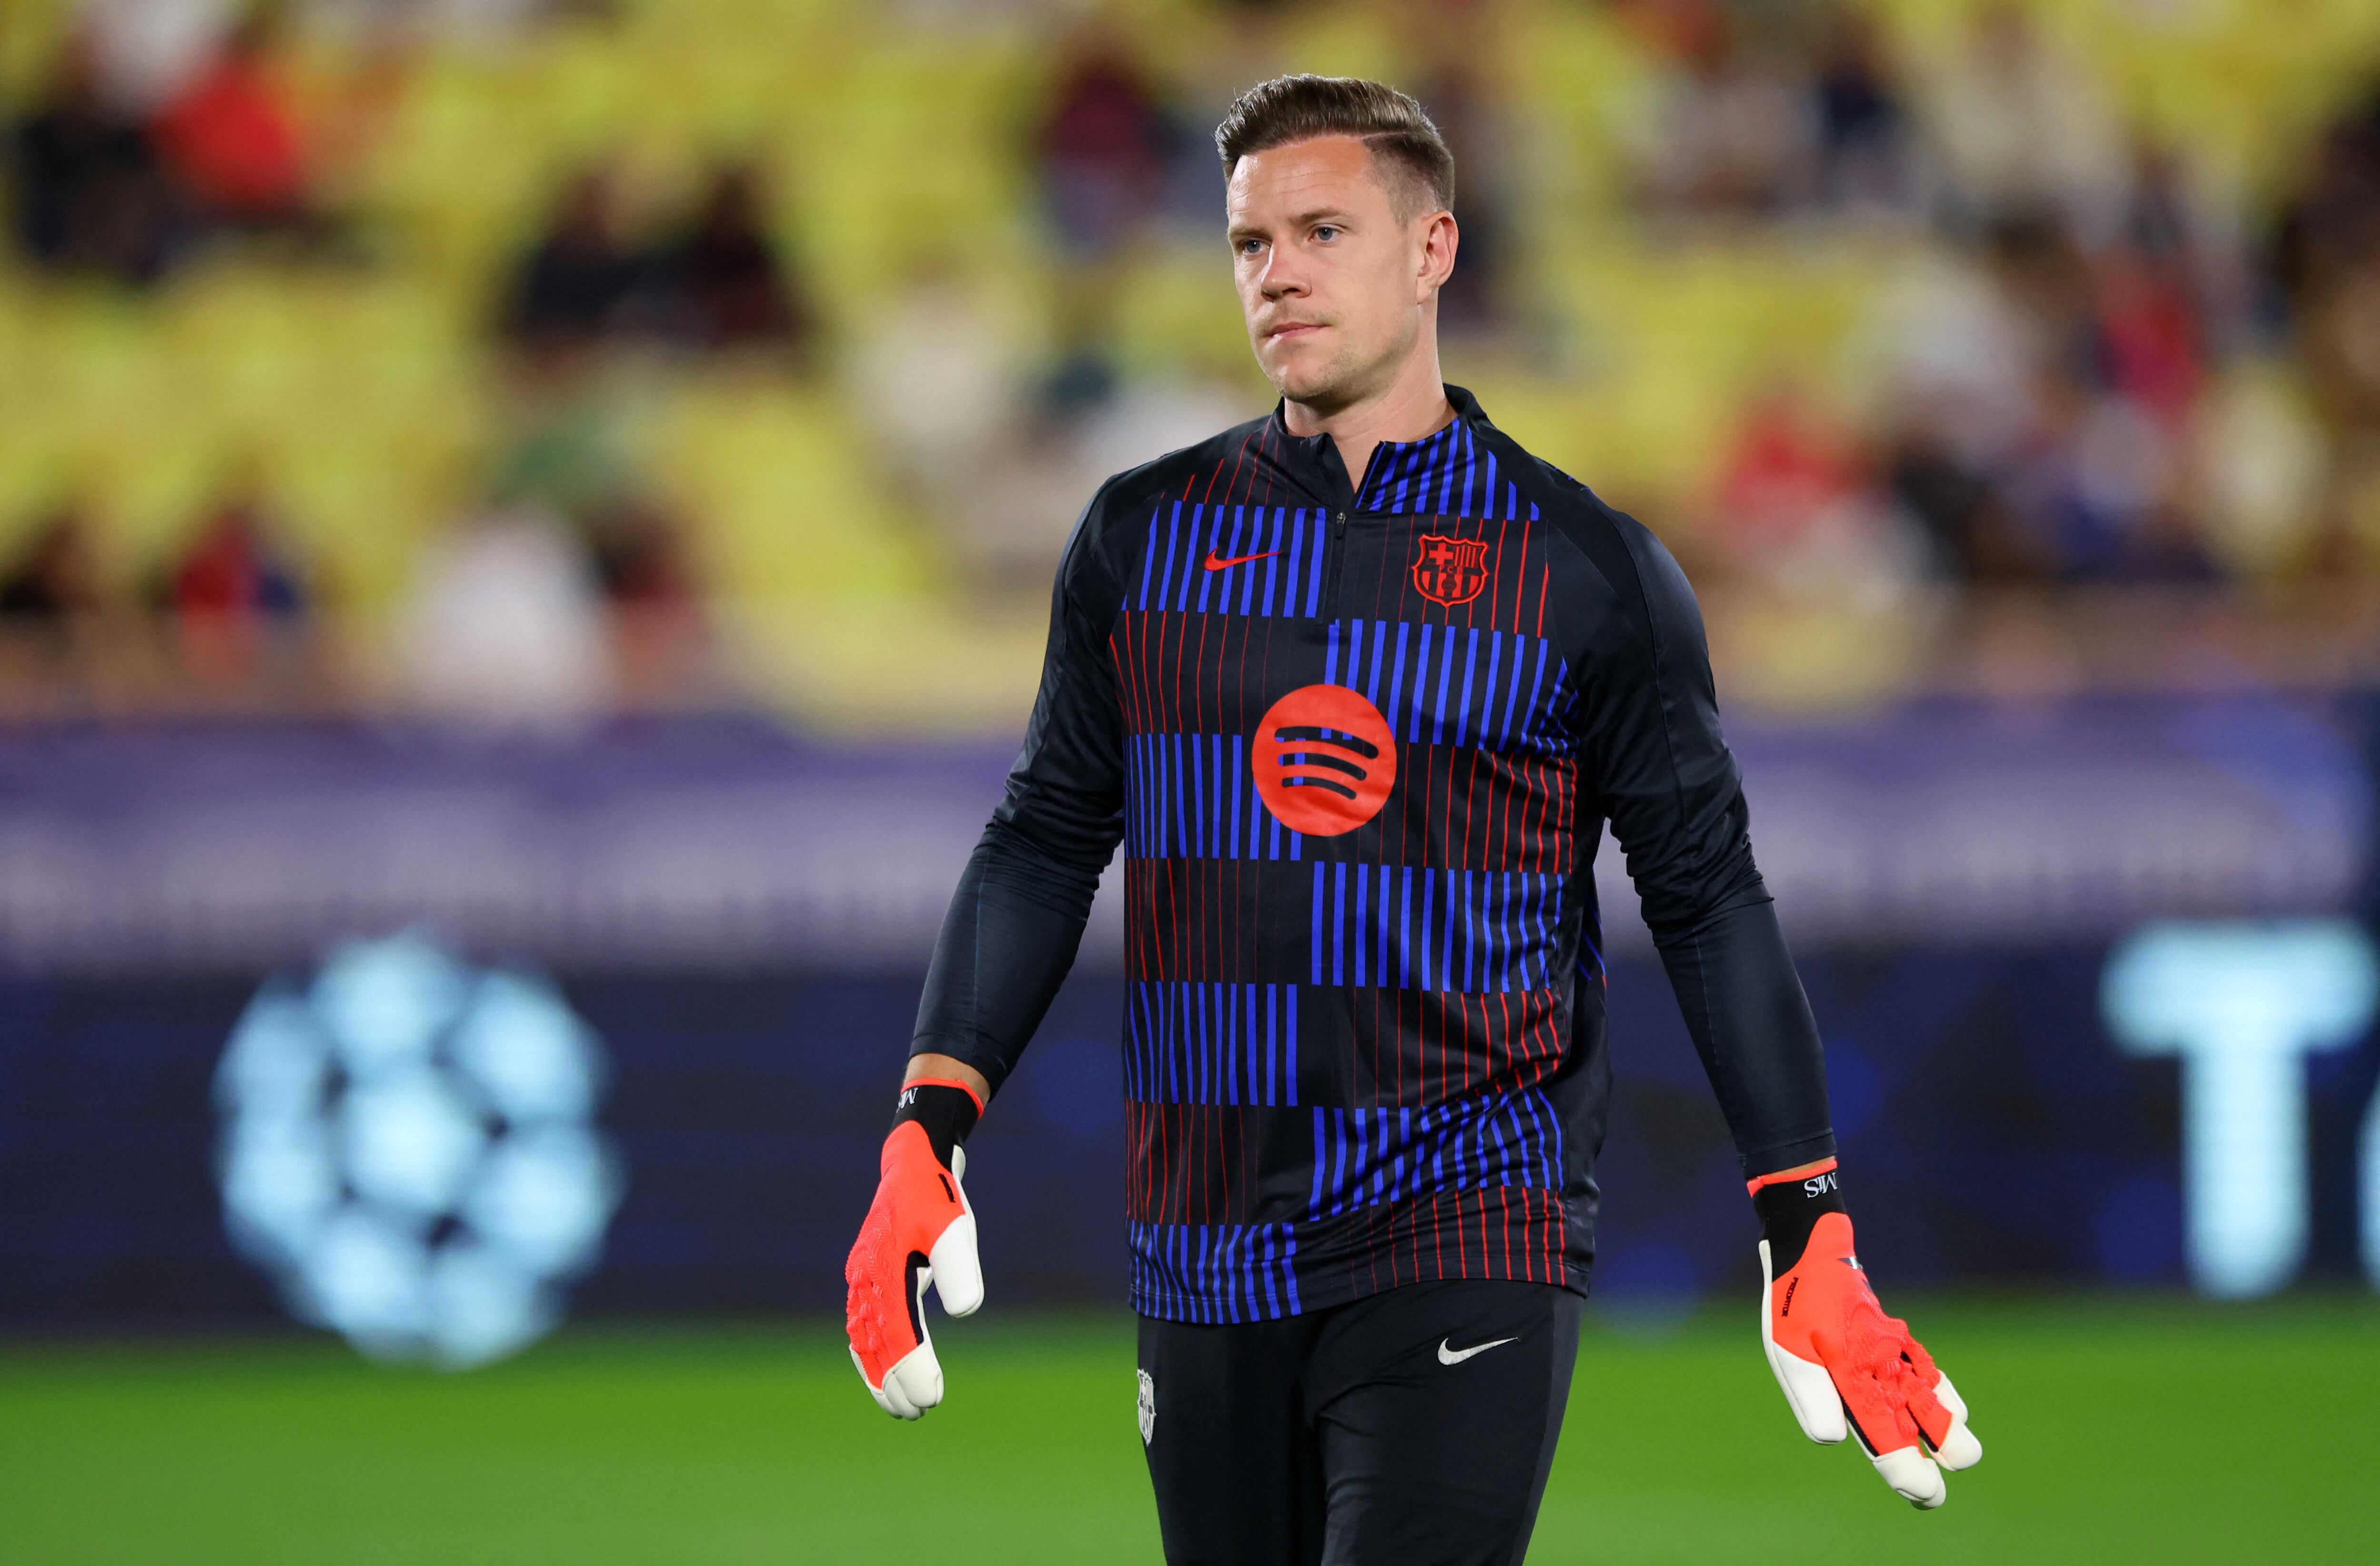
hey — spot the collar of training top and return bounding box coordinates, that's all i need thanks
[1267,383,1491,513]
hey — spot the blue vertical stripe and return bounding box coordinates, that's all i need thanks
[1408,624,1432,742]
[1432,633,1456,746]
[1132,1219,1304,1322]
[1361,862,1380,981]
[1128,982,1309,1106]
[1311,862,1326,986]
[1229,734,1244,861]
[1447,624,1466,743]
[1304,514,1326,616]
[1128,505,1344,620]
[1478,633,1502,749]
[1286,985,1298,1104]
[1247,509,1266,614]
[1295,1090,1565,1223]
[1153,504,1182,609]
[1279,867,1568,997]
[1261,508,1284,615]
[1331,861,1348,987]
[1361,419,1561,521]
[1138,506,1163,607]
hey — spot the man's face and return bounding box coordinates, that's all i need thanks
[1227,135,1451,411]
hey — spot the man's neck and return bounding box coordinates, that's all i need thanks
[1281,348,1454,499]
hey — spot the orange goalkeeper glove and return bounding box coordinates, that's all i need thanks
[845,1079,984,1419]
[1752,1160,1983,1507]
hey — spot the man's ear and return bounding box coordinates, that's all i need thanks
[1416,210,1459,301]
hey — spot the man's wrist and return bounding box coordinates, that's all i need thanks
[905,1052,992,1104]
[1749,1157,1844,1273]
[892,1079,982,1170]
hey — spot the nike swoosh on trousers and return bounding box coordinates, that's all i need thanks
[1437,1336,1519,1366]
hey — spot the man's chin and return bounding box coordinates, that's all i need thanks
[1267,359,1365,412]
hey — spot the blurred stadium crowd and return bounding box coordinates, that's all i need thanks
[5,0,2380,727]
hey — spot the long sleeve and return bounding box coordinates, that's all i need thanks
[911,497,1130,1096]
[1578,508,1835,1175]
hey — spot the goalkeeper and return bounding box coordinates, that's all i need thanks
[846,73,1982,1564]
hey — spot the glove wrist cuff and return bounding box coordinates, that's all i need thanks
[1750,1157,1844,1274]
[893,1080,982,1170]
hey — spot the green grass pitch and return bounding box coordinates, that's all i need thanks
[1,1296,2372,1563]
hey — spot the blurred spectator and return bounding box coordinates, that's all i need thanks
[150,15,314,234]
[1983,211,2102,403]
[158,483,308,687]
[649,165,810,360]
[1384,0,1515,329]
[1162,0,1292,230]
[1877,198,2223,585]
[2124,141,2241,334]
[1606,0,1727,67]
[1874,233,2075,582]
[0,509,105,623]
[164,490,304,619]
[587,496,697,611]
[1716,387,1866,562]
[1636,16,1817,221]
[1033,33,1169,418]
[1885,430,2043,582]
[499,168,643,354]
[2272,88,2380,313]
[2273,87,2380,573]
[78,0,235,114]
[1810,3,1919,219]
[1414,63,1512,330]
[1711,386,1913,605]
[853,259,1012,496]
[402,500,613,727]
[1875,241,2038,468]
[7,37,185,283]
[1924,3,2128,248]
[586,496,708,700]
[2094,246,2205,436]
[314,0,622,36]
[1997,376,2203,581]
[1038,37,1167,262]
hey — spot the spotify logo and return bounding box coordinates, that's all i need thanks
[1252,684,1397,836]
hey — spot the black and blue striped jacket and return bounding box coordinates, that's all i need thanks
[916,385,1834,1321]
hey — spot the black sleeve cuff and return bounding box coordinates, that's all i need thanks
[1739,1130,1838,1179]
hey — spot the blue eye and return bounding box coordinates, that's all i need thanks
[1314,225,1339,241]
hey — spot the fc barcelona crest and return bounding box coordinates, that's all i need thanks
[1411,533,1492,607]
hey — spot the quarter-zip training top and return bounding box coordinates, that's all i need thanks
[915,384,1833,1322]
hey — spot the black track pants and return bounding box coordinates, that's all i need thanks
[1137,1279,1583,1566]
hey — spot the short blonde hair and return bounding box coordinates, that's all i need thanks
[1215,75,1455,218]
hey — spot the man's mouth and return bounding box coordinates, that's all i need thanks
[1264,321,1324,342]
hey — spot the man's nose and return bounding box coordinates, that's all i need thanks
[1260,253,1307,298]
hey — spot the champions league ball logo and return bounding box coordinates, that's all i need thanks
[213,933,625,1368]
